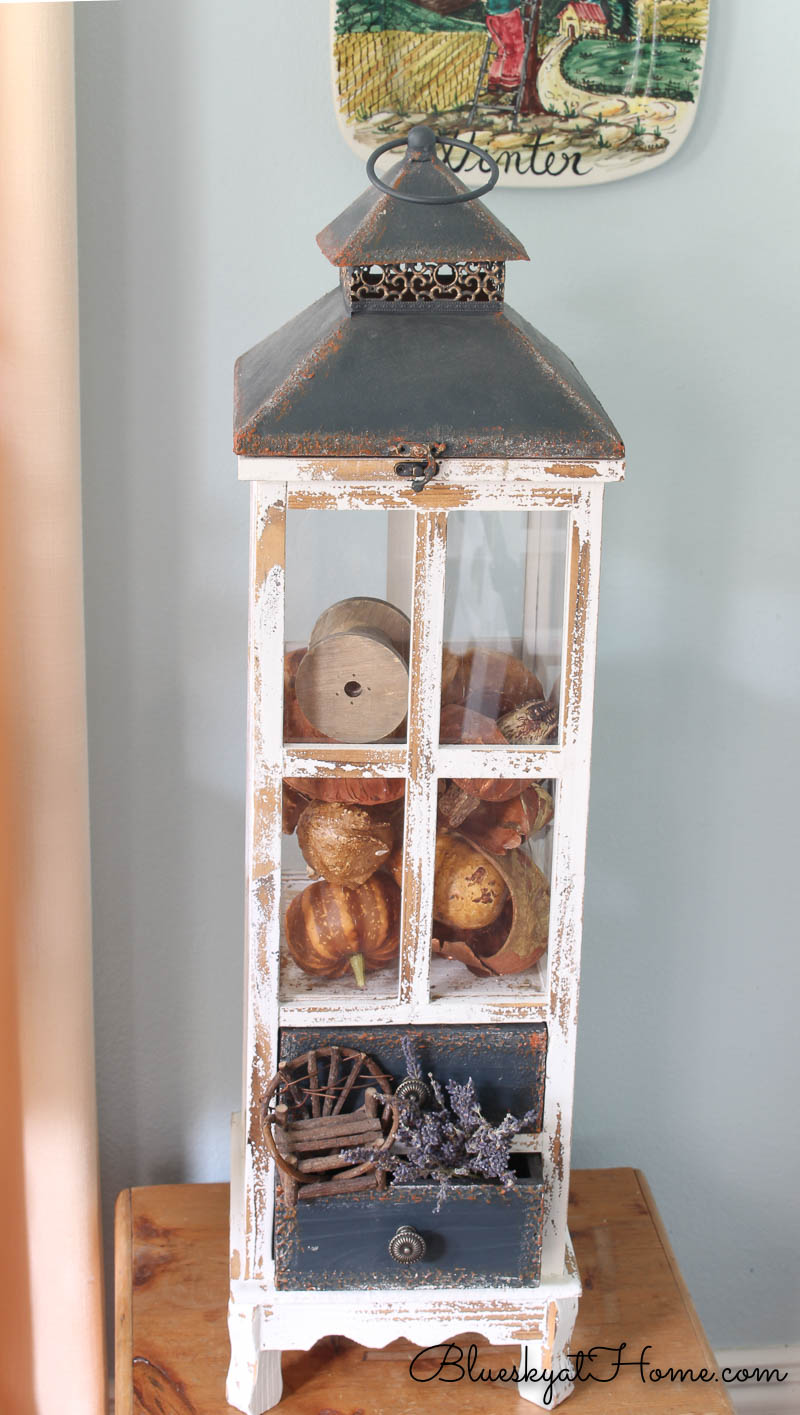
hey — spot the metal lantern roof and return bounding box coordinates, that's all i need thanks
[234,128,623,463]
[316,141,528,267]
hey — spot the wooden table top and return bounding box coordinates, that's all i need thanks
[116,1167,733,1414]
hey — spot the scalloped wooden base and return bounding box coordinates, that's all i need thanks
[226,1290,580,1415]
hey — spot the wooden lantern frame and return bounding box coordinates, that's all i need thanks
[227,449,624,1413]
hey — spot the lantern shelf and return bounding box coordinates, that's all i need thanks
[228,126,624,1414]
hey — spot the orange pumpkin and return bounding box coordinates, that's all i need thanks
[284,776,405,806]
[285,875,400,988]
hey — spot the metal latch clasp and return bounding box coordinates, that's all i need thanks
[391,441,446,493]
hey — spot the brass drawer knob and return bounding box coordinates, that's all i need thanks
[395,1076,430,1107]
[389,1225,426,1265]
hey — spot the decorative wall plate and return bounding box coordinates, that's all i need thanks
[331,0,709,187]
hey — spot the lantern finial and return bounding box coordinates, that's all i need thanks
[405,125,437,160]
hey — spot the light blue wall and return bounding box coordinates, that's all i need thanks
[75,0,800,1347]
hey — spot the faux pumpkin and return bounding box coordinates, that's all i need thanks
[285,875,400,988]
[460,784,555,854]
[284,776,406,806]
[283,648,331,744]
[442,649,544,724]
[387,831,507,931]
[296,801,394,889]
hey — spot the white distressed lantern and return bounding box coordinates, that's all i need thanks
[227,127,624,1413]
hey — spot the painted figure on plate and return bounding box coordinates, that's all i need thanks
[331,0,710,187]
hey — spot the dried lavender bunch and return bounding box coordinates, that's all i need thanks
[345,1043,538,1211]
[401,1033,422,1080]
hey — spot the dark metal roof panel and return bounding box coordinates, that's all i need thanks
[234,289,623,461]
[316,156,528,267]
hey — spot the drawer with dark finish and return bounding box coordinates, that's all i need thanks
[274,1156,545,1290]
[278,1024,547,1130]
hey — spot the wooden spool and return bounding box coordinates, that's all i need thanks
[295,597,411,744]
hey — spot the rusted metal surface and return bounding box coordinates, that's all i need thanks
[233,290,624,460]
[316,144,527,267]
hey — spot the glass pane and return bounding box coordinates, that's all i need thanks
[440,509,568,743]
[284,509,413,744]
[434,510,564,1002]
[280,777,406,1004]
[429,782,556,1004]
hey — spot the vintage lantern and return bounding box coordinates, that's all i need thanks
[227,128,624,1413]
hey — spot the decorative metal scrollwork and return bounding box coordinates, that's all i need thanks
[344,261,504,307]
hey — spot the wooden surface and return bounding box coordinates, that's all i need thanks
[116,1168,733,1414]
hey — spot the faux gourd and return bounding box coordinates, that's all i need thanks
[388,830,508,931]
[296,801,395,889]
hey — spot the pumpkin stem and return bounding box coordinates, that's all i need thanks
[349,952,367,989]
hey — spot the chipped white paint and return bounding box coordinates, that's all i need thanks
[226,1303,282,1415]
[519,1295,580,1409]
[239,455,625,484]
[230,471,610,1413]
[241,484,286,1284]
[285,743,561,780]
[437,745,562,779]
[291,485,582,513]
[282,745,407,777]
[229,1114,283,1412]
[399,512,446,1012]
[539,489,604,1274]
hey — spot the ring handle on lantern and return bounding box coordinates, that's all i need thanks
[366,125,499,205]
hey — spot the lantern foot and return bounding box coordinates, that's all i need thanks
[518,1295,579,1407]
[227,1298,282,1414]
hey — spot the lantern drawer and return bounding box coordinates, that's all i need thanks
[278,1023,548,1130]
[274,1156,545,1290]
